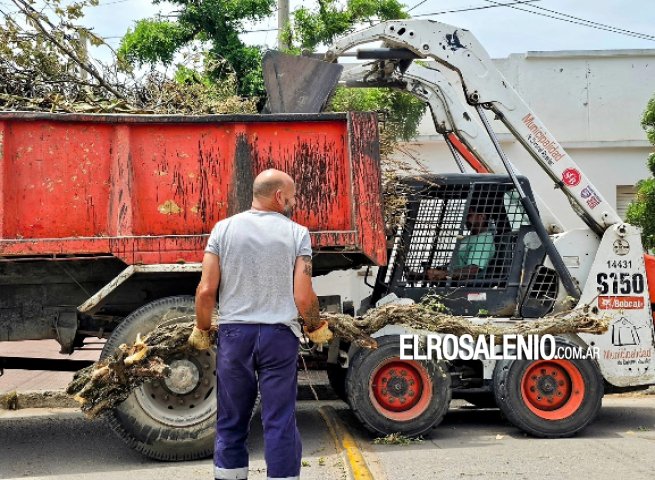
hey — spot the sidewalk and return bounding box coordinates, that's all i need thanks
[0,339,103,392]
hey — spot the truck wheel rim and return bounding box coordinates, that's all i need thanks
[135,348,217,427]
[369,359,432,421]
[520,359,585,420]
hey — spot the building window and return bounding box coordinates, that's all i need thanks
[616,185,637,220]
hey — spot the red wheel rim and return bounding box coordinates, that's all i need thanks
[521,360,585,420]
[369,359,433,421]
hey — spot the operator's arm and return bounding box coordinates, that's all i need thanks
[427,233,494,281]
[195,252,220,331]
[450,265,480,280]
[426,264,480,281]
[293,255,321,331]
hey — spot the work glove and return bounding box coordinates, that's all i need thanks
[188,325,213,350]
[303,320,333,344]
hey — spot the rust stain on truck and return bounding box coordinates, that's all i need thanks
[158,200,182,215]
[0,112,387,267]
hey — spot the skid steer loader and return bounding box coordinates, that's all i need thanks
[263,19,655,439]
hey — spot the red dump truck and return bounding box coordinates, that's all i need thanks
[0,111,386,459]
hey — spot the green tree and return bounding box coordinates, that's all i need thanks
[328,86,424,142]
[283,1,425,143]
[118,0,426,141]
[281,0,408,50]
[626,95,655,250]
[118,0,275,98]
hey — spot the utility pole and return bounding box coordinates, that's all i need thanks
[77,31,89,81]
[278,0,289,50]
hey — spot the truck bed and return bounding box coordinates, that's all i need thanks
[0,111,386,269]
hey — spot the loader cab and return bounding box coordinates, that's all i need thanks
[376,174,556,317]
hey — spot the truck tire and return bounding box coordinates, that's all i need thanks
[346,335,451,437]
[326,363,348,402]
[102,296,216,460]
[493,341,603,438]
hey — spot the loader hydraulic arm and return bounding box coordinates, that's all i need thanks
[340,60,563,233]
[325,19,621,234]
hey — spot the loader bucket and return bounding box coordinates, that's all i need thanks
[262,50,343,113]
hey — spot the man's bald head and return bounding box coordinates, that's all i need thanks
[251,169,297,216]
[253,169,294,199]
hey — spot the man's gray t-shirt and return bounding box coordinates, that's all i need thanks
[205,210,312,337]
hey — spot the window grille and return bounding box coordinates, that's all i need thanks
[526,266,559,309]
[389,180,530,289]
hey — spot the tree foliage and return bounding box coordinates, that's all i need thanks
[0,0,121,100]
[282,1,424,143]
[119,0,275,98]
[643,95,655,146]
[118,0,426,142]
[281,0,408,50]
[626,95,655,250]
[329,86,424,142]
[118,19,192,66]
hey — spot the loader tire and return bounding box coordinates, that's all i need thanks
[346,335,451,437]
[102,296,216,461]
[493,341,603,438]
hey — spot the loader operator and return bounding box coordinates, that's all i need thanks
[426,203,496,281]
[189,169,333,480]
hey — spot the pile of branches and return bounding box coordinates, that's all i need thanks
[0,0,255,114]
[325,302,609,348]
[68,302,608,418]
[67,323,217,418]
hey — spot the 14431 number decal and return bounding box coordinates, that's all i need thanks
[606,260,632,269]
[597,272,644,295]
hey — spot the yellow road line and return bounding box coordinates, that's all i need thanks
[319,405,375,480]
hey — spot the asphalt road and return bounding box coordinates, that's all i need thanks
[2,396,655,480]
[351,395,655,480]
[0,401,347,480]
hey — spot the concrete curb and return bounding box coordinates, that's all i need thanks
[319,405,375,480]
[0,384,338,410]
[0,390,79,410]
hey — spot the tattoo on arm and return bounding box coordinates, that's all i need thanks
[301,255,312,277]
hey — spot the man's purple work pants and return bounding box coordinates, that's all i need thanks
[214,324,301,480]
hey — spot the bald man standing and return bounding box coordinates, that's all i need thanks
[189,169,332,480]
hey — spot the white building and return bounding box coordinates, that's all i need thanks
[315,48,655,310]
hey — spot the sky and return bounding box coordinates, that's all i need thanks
[79,0,655,63]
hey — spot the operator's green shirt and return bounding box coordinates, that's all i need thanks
[452,232,496,272]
